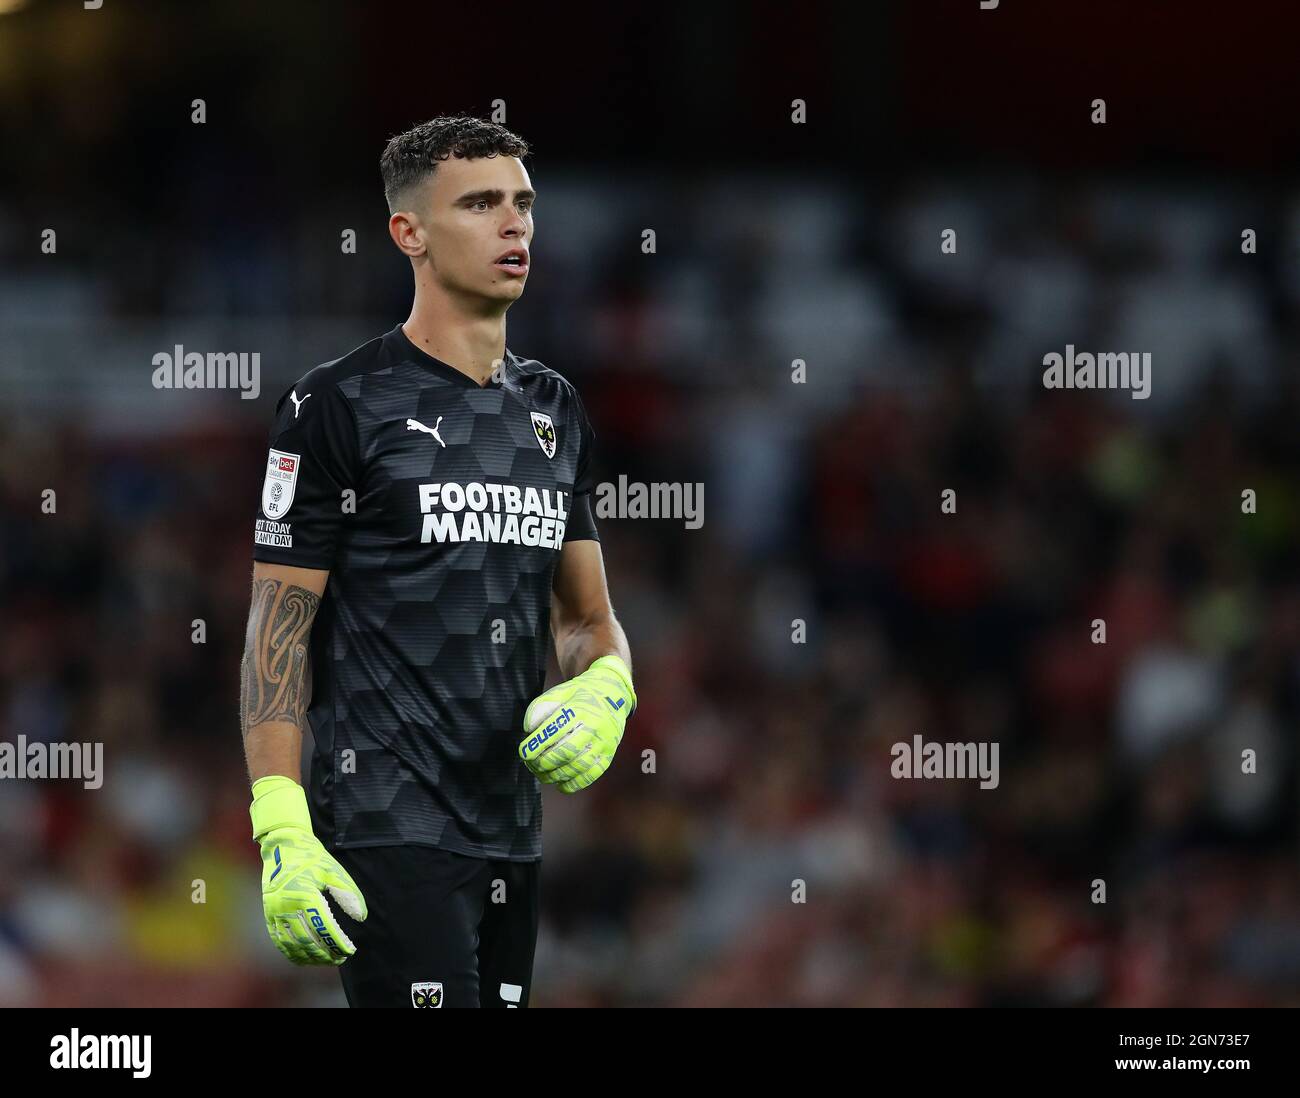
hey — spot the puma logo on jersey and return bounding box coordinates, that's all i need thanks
[289,390,311,418]
[406,416,446,447]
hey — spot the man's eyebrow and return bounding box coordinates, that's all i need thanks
[454,188,537,204]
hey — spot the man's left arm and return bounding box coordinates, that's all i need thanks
[517,539,636,792]
[550,539,631,679]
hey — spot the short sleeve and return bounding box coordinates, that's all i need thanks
[564,389,600,543]
[252,380,360,568]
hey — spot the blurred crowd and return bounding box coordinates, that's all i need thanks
[1,176,1299,1007]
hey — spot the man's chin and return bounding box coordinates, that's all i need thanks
[489,279,527,302]
[475,270,526,292]
[442,276,527,311]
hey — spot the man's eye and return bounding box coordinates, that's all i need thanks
[473,200,489,211]
[518,202,533,213]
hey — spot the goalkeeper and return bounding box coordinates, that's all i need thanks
[239,117,635,1007]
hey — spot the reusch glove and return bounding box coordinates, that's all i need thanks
[250,775,368,965]
[518,655,636,793]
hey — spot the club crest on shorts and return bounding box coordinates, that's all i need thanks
[262,449,300,519]
[530,412,556,459]
[411,981,443,1008]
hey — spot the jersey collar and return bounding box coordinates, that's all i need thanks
[388,324,508,390]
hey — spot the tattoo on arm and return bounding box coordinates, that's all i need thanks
[240,579,321,738]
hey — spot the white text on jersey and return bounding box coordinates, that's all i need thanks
[418,481,568,549]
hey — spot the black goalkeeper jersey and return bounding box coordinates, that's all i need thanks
[251,323,599,860]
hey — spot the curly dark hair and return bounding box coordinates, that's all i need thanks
[380,116,531,212]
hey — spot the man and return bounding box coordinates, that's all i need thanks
[239,116,635,1008]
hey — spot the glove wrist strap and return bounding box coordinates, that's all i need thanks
[589,654,637,710]
[250,775,312,841]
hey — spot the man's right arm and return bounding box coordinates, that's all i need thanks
[240,559,368,966]
[239,561,329,786]
[243,375,368,966]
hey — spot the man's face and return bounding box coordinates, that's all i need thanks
[414,155,534,305]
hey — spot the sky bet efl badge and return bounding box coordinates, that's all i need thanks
[262,449,300,519]
[530,411,556,459]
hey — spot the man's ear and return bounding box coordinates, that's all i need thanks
[388,210,429,258]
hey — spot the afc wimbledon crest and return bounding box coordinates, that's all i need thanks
[411,981,444,1008]
[262,449,300,519]
[530,411,557,459]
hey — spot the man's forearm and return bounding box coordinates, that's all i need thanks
[554,611,631,681]
[240,577,320,785]
[241,672,305,784]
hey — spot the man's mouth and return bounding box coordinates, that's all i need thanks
[494,249,529,275]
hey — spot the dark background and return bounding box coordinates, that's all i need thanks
[0,0,1297,1006]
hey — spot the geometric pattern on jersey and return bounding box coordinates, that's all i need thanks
[252,325,599,860]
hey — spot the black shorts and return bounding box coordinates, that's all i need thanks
[329,845,541,1008]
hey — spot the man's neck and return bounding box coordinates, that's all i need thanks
[403,287,508,387]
